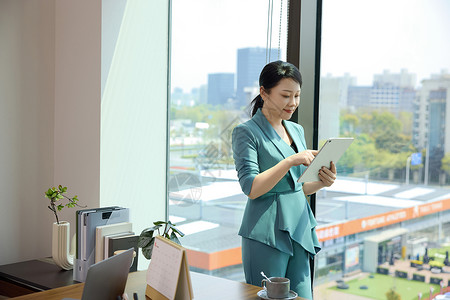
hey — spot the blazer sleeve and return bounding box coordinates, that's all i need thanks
[232,124,259,196]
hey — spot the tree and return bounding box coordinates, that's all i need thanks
[398,111,413,136]
[386,288,401,300]
[340,113,359,135]
[442,153,450,175]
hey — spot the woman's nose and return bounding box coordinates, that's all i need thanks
[289,95,297,105]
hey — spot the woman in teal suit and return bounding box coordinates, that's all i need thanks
[232,61,336,299]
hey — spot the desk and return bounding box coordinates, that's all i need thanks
[10,271,305,300]
[0,258,76,297]
[1,259,305,300]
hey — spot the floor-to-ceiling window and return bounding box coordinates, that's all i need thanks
[314,0,450,298]
[169,0,288,280]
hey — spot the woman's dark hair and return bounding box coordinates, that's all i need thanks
[250,60,302,117]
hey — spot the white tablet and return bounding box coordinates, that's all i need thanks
[297,137,354,183]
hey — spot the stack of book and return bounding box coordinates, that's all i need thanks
[95,222,138,272]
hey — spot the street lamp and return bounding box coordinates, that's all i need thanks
[406,155,412,185]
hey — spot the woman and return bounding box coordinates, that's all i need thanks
[232,61,336,299]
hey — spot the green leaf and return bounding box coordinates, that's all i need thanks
[141,238,155,259]
[45,188,53,197]
[57,204,64,211]
[171,227,185,237]
[138,235,152,248]
[61,186,67,193]
[51,192,58,199]
[153,221,166,226]
[56,194,64,199]
[170,232,181,245]
[140,228,156,238]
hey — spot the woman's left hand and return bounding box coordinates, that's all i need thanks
[319,161,337,187]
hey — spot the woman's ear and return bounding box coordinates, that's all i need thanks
[260,86,267,100]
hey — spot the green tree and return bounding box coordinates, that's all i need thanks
[340,113,359,135]
[398,111,413,136]
[338,134,377,174]
[386,288,401,300]
[369,111,410,153]
[442,153,450,175]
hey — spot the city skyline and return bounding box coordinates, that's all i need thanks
[172,67,449,97]
[171,0,450,92]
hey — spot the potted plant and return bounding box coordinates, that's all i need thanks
[44,185,86,270]
[138,221,185,259]
[45,185,85,224]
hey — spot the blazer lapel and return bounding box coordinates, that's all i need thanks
[252,109,298,183]
[283,120,305,186]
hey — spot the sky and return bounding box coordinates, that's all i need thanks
[171,0,450,92]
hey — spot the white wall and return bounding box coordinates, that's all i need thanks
[0,0,102,264]
[0,0,56,264]
[54,0,102,228]
[0,0,167,265]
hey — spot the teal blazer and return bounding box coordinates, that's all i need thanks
[232,109,321,256]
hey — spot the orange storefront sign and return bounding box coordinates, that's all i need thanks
[187,198,450,271]
[316,198,450,242]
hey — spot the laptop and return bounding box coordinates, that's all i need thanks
[63,248,134,300]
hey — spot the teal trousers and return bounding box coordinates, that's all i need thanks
[242,237,313,299]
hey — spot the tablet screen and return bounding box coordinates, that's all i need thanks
[297,138,354,183]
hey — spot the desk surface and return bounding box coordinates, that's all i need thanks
[0,258,75,291]
[9,270,305,300]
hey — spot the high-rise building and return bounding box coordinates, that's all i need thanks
[207,73,235,106]
[190,85,208,105]
[171,87,194,107]
[369,69,417,115]
[429,89,447,153]
[412,71,450,154]
[373,69,416,88]
[347,70,417,115]
[348,86,371,110]
[236,47,278,108]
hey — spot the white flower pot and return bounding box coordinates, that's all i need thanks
[52,221,75,270]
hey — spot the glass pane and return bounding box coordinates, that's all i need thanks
[169,0,288,280]
[315,0,450,298]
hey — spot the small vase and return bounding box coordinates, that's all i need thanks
[52,221,75,270]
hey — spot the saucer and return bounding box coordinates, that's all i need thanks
[257,289,298,300]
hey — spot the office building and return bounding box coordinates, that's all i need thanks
[370,70,417,115]
[192,85,208,105]
[373,69,416,88]
[172,87,194,107]
[207,73,235,106]
[236,47,278,108]
[347,70,417,115]
[348,86,372,110]
[412,71,450,151]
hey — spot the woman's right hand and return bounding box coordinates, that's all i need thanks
[289,150,318,167]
